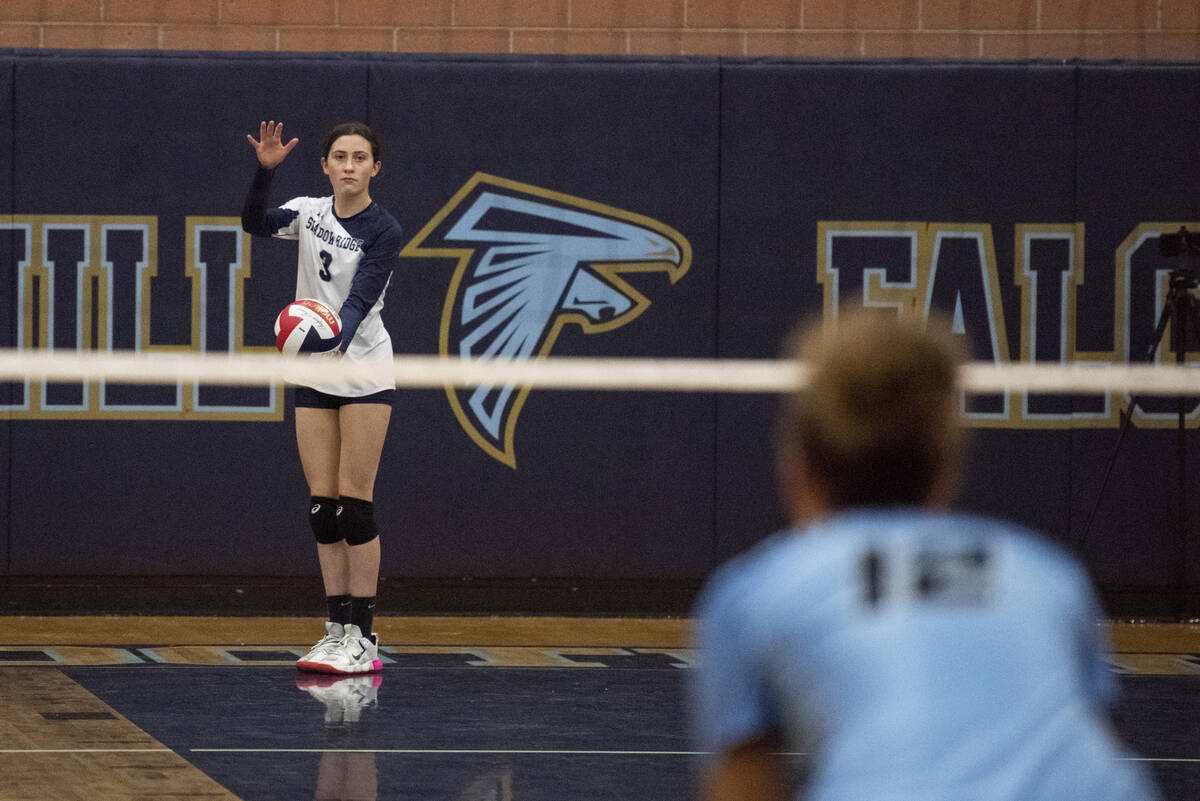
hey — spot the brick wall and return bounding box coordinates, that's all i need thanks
[1,1,1197,59]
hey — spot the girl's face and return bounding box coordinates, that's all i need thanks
[321,134,380,196]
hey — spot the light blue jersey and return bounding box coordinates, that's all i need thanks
[692,510,1160,801]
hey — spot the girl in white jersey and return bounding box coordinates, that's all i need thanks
[691,308,1161,801]
[243,120,404,675]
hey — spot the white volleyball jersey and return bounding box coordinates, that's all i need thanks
[266,194,403,396]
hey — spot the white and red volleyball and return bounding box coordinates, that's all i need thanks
[274,299,342,355]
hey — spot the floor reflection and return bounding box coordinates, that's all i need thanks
[456,767,513,801]
[60,662,1198,800]
[314,750,379,801]
[300,674,383,801]
[298,673,382,729]
[296,673,518,800]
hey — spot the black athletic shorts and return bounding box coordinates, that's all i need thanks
[293,386,395,409]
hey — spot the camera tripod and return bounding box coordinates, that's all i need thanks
[1079,228,1200,618]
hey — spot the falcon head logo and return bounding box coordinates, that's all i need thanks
[400,173,691,467]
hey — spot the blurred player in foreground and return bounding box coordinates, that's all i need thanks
[243,120,404,675]
[690,308,1160,801]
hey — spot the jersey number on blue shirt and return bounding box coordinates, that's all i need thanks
[860,547,992,608]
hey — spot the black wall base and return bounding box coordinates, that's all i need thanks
[1,576,1194,620]
[0,576,702,617]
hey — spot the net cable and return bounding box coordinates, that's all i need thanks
[0,348,1195,395]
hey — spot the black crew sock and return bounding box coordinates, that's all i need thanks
[350,596,376,638]
[327,594,352,626]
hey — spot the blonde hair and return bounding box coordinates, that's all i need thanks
[779,307,966,510]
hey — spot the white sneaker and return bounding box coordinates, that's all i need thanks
[296,621,345,672]
[301,624,382,675]
[297,673,381,726]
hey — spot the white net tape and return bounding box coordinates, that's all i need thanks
[0,348,1195,395]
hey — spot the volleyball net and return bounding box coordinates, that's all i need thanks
[0,348,1196,396]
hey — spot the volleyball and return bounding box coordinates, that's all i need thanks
[274,299,342,355]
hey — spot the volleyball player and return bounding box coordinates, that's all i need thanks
[690,308,1161,801]
[243,120,403,675]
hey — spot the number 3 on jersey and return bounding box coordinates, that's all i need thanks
[318,250,333,281]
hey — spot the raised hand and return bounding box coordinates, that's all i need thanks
[246,120,299,168]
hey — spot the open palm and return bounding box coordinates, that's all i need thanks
[247,120,299,168]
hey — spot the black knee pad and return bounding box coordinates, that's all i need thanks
[309,496,343,544]
[337,496,379,546]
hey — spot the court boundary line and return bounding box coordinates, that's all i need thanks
[187,748,1200,763]
[190,748,711,755]
[3,747,1195,764]
[0,748,174,753]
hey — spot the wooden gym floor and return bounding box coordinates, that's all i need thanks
[0,616,1197,800]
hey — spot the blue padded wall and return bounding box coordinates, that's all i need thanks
[0,51,1196,611]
